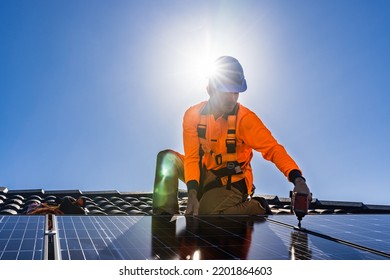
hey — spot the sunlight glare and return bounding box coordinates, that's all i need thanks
[201,59,218,79]
[190,55,216,82]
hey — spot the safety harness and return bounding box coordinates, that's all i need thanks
[197,103,250,199]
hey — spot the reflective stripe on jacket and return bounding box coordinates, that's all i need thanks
[183,101,302,193]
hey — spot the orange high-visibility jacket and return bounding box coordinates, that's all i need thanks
[183,101,302,193]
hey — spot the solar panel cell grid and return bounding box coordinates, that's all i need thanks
[57,216,151,260]
[0,216,45,260]
[1,214,390,260]
[56,215,389,260]
[269,214,390,256]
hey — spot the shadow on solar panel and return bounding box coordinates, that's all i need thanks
[152,216,271,260]
[152,216,389,260]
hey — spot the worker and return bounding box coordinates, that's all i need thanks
[153,56,311,215]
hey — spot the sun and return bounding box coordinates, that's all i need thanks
[198,59,218,80]
[171,44,226,94]
[189,55,217,82]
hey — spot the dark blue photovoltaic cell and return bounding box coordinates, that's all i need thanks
[56,215,388,260]
[269,214,390,256]
[0,215,45,260]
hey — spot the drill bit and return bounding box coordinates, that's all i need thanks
[297,217,302,228]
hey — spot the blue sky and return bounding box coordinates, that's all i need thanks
[1,0,389,205]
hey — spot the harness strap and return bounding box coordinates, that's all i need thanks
[197,103,250,192]
[226,114,236,153]
[197,111,239,166]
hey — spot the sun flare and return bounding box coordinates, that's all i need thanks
[189,55,217,81]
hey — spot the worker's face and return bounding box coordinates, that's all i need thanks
[208,87,239,116]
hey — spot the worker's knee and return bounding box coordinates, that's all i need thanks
[157,150,178,168]
[156,149,182,177]
[157,149,176,161]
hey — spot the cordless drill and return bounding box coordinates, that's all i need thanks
[290,191,310,228]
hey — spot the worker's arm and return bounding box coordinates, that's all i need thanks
[239,113,301,177]
[182,104,204,215]
[183,105,202,190]
[239,111,311,196]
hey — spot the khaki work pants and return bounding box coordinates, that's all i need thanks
[153,149,266,215]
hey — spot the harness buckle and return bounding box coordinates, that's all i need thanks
[197,124,207,139]
[226,162,235,170]
[215,154,223,165]
[226,139,236,153]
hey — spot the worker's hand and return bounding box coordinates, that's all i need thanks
[185,189,199,216]
[293,177,312,202]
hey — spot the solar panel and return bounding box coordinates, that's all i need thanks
[268,214,390,257]
[56,215,151,260]
[55,215,388,260]
[0,215,45,260]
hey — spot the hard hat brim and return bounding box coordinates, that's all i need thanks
[214,78,247,93]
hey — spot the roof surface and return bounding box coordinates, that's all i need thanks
[1,187,390,216]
